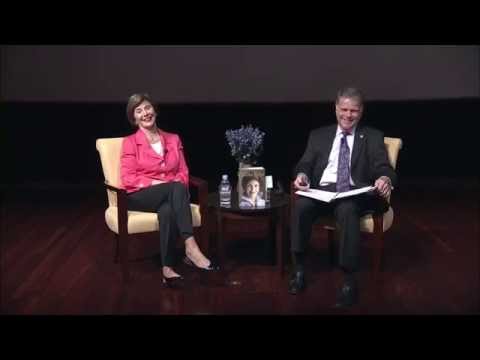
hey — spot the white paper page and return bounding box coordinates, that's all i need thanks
[296,186,375,203]
[335,186,375,199]
[295,189,337,203]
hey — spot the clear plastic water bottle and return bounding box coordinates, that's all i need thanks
[219,174,231,207]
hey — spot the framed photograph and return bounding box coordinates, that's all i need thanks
[237,166,266,208]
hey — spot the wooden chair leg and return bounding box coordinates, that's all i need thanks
[118,233,130,283]
[200,224,209,256]
[372,215,384,285]
[113,234,120,264]
[275,207,285,277]
[216,210,226,266]
[193,227,200,251]
[265,216,276,265]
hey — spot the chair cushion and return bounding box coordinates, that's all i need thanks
[359,206,394,233]
[105,203,201,234]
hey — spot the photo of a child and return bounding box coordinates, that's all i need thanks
[239,175,266,208]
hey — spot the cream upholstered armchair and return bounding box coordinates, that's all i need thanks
[290,137,403,282]
[96,137,208,282]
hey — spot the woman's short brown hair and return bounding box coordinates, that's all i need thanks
[241,175,263,192]
[126,93,155,127]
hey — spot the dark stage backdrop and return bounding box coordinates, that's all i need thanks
[2,45,479,103]
[1,45,479,190]
[2,99,478,191]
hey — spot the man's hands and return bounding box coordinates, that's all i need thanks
[294,173,310,191]
[374,176,392,199]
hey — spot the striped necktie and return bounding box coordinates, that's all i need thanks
[336,131,351,192]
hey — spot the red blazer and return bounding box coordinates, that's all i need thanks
[120,129,189,193]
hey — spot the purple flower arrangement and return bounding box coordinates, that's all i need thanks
[225,125,265,164]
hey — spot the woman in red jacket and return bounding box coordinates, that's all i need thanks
[121,93,219,287]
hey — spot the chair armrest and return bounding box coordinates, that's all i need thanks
[290,181,297,195]
[189,176,208,203]
[189,176,208,190]
[188,175,208,225]
[105,183,125,194]
[189,174,208,199]
[104,182,128,235]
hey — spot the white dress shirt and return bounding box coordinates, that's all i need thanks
[319,126,356,187]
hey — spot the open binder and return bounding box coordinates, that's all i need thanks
[295,186,375,203]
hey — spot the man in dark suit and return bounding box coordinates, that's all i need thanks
[289,87,397,307]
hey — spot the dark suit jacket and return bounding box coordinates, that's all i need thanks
[295,124,397,189]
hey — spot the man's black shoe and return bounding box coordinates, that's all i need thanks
[334,280,359,308]
[288,270,305,295]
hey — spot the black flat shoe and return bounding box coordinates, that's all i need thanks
[183,256,220,271]
[162,275,185,289]
[288,270,306,295]
[334,281,359,308]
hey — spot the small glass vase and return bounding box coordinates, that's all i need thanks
[239,161,253,169]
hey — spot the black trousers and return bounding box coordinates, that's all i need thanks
[127,182,193,267]
[290,183,388,272]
